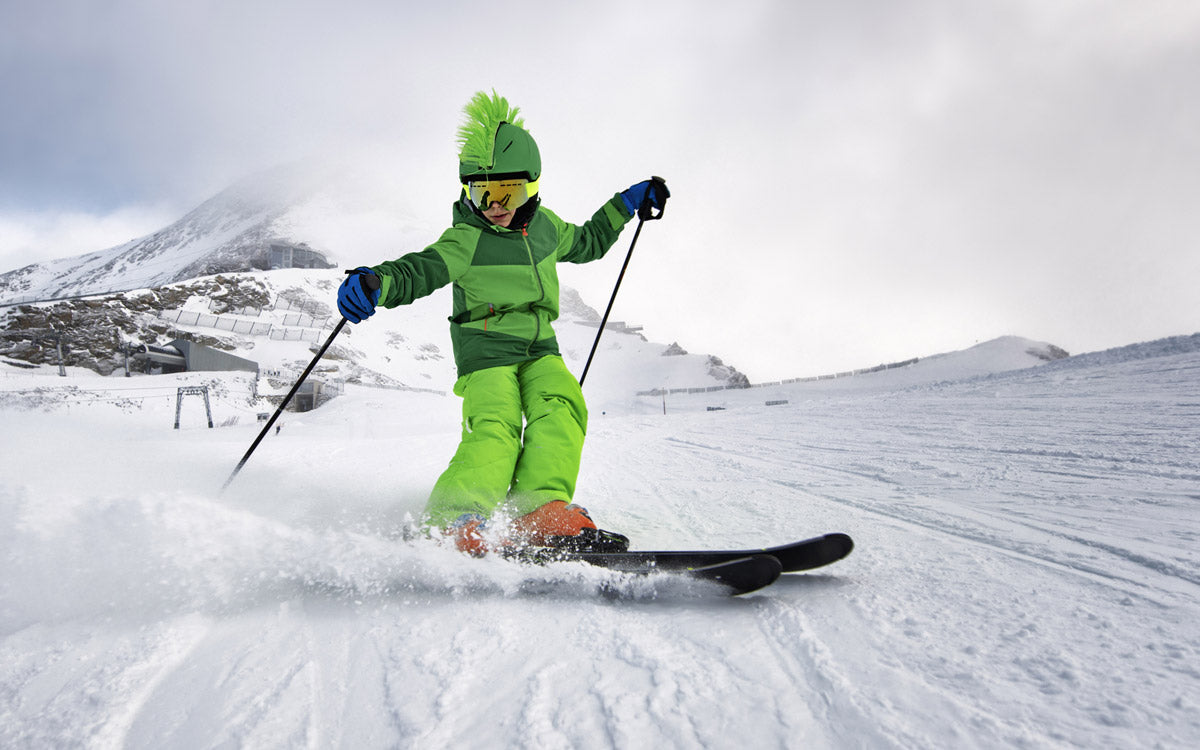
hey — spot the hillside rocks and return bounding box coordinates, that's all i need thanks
[707,355,750,388]
[0,275,273,376]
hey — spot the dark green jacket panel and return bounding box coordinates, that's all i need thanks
[449,326,562,376]
[554,194,631,264]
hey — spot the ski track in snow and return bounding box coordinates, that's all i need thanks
[2,344,1200,748]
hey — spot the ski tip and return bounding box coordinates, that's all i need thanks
[825,532,855,559]
[764,532,855,573]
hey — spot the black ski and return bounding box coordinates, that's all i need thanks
[551,533,854,574]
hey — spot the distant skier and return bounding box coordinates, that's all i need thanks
[336,91,668,556]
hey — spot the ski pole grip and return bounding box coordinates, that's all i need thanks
[344,267,381,292]
[638,176,669,221]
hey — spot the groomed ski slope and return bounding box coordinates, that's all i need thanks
[2,335,1198,748]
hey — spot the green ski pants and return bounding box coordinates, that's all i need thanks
[424,355,588,528]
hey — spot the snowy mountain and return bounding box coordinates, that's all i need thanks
[0,165,343,304]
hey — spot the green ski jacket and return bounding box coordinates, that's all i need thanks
[371,194,633,378]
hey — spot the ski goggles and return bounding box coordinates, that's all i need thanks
[465,177,538,211]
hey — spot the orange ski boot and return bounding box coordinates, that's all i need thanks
[511,501,630,553]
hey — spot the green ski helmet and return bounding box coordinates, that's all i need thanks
[456,90,541,185]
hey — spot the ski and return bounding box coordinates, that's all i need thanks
[544,532,854,575]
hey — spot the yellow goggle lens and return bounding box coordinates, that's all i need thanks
[466,177,537,211]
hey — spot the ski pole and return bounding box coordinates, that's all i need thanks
[220,271,378,492]
[579,177,668,387]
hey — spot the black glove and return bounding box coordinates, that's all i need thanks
[620,176,670,219]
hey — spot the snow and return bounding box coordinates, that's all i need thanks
[2,331,1199,748]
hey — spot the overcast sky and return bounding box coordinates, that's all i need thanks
[2,0,1198,381]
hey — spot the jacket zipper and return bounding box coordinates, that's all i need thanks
[521,226,544,355]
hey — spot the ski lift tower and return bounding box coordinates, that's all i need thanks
[174,385,214,429]
[33,332,68,376]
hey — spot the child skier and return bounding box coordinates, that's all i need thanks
[336,91,668,556]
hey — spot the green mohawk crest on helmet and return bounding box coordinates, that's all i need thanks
[456,90,541,182]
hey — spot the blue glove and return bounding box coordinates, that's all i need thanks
[620,176,670,219]
[337,267,381,323]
